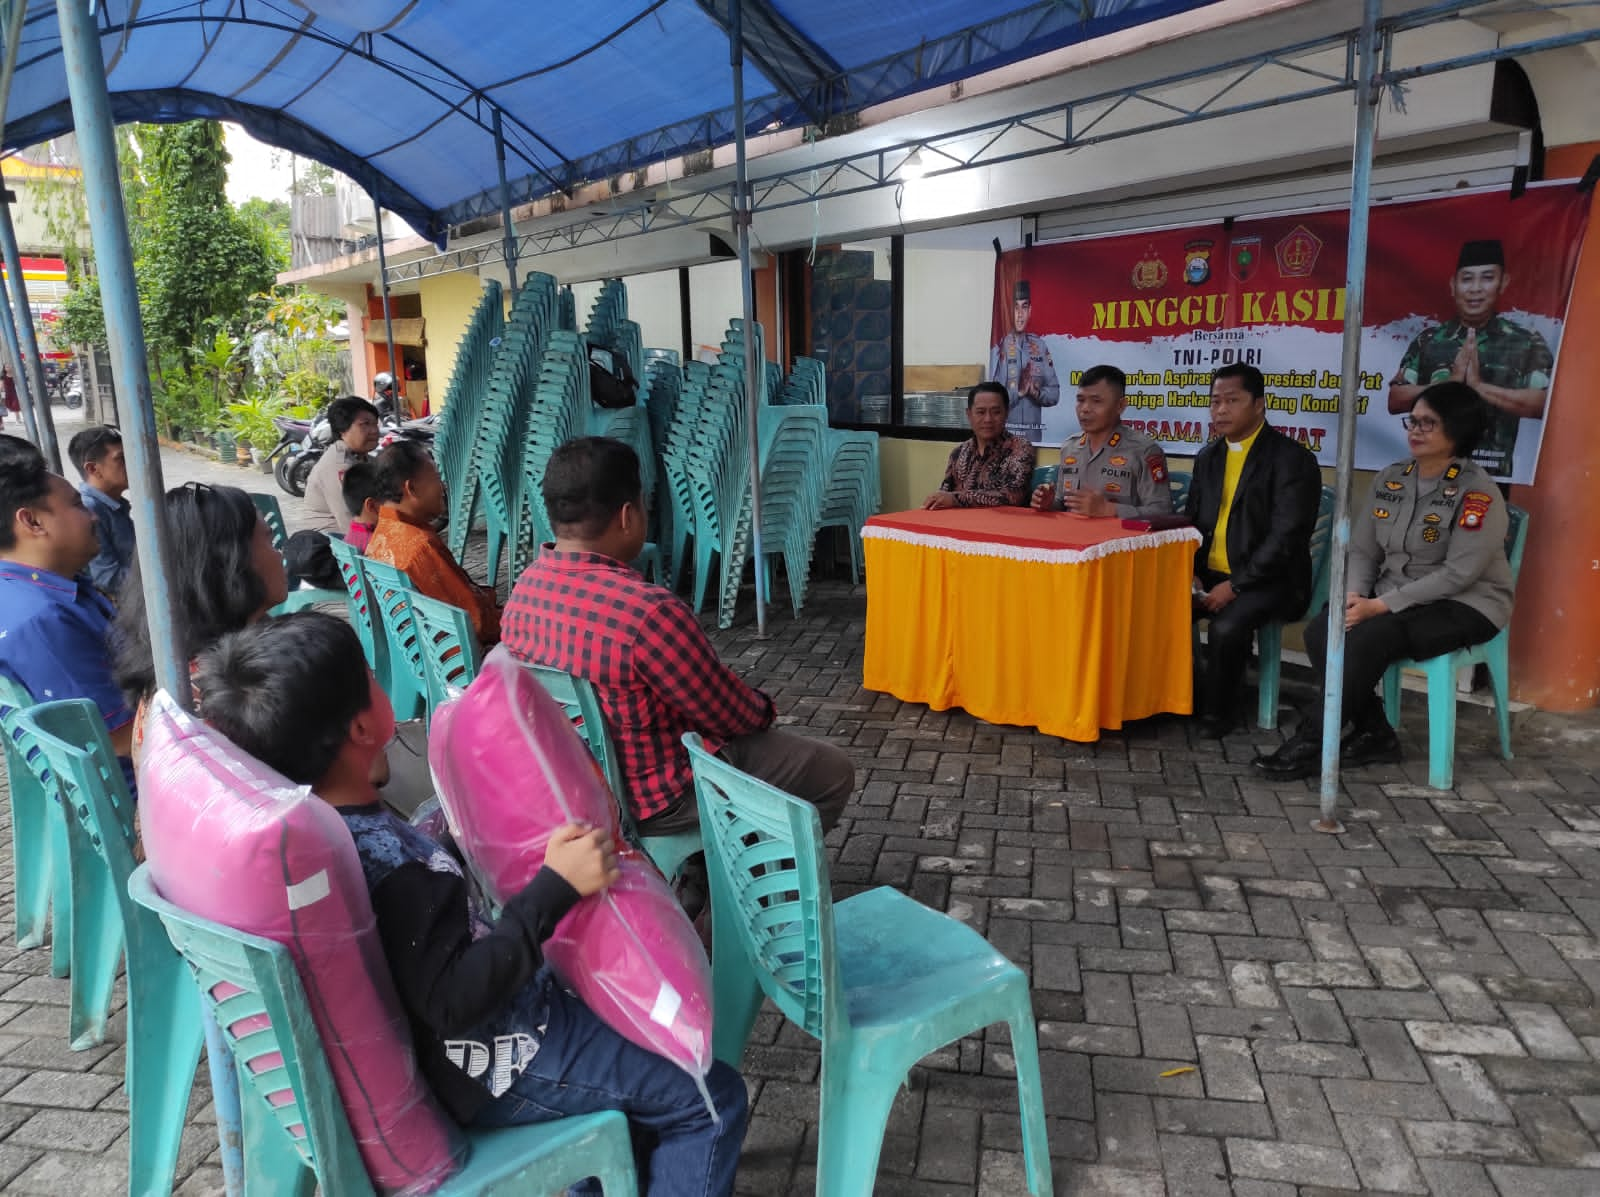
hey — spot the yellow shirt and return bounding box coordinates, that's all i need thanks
[1207,423,1262,575]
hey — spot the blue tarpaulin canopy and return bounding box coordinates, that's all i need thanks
[3,0,1215,244]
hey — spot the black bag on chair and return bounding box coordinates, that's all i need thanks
[284,530,343,591]
[588,343,638,409]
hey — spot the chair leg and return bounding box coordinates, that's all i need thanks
[1256,624,1282,731]
[1005,1002,1055,1196]
[1423,660,1459,791]
[48,808,72,979]
[816,1055,900,1197]
[1382,665,1403,730]
[126,949,203,1196]
[67,851,124,1050]
[1486,647,1515,761]
[8,764,53,951]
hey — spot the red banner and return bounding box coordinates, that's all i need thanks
[989,185,1589,482]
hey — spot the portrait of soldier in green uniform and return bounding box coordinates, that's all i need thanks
[1386,238,1553,478]
[988,279,1060,441]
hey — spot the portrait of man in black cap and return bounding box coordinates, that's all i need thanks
[1386,238,1554,477]
[988,279,1060,440]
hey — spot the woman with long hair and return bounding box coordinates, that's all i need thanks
[114,482,288,713]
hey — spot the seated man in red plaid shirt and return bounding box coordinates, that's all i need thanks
[501,438,854,843]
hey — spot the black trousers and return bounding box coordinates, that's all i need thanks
[1302,599,1498,732]
[1194,568,1300,719]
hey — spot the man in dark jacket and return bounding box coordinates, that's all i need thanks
[1186,364,1322,736]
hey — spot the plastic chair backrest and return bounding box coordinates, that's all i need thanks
[361,558,426,695]
[1303,485,1338,619]
[327,537,379,664]
[1168,468,1192,512]
[248,492,290,553]
[682,733,841,1041]
[14,701,136,889]
[526,663,628,819]
[126,865,375,1194]
[1505,504,1529,582]
[408,593,481,711]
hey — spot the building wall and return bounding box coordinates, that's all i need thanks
[417,272,488,411]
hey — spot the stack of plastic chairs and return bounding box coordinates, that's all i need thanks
[509,329,589,575]
[779,356,827,406]
[432,279,504,518]
[819,429,882,583]
[448,274,559,589]
[557,283,578,333]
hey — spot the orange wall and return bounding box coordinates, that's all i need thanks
[1508,142,1600,708]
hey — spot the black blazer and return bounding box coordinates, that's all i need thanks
[1184,423,1322,614]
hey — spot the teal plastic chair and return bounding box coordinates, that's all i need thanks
[14,702,203,1192]
[683,734,1053,1196]
[326,536,396,698]
[127,866,640,1197]
[7,701,134,1049]
[1381,504,1528,790]
[526,664,702,885]
[408,592,482,715]
[249,492,347,615]
[1168,467,1192,513]
[360,557,427,722]
[1256,485,1337,729]
[0,674,62,959]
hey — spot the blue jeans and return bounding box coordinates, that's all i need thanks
[471,973,748,1197]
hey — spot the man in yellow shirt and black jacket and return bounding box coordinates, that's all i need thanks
[1185,364,1322,737]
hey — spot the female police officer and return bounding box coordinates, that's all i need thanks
[1253,380,1515,779]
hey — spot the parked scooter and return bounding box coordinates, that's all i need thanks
[267,407,331,498]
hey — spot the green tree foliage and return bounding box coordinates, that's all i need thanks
[236,196,291,265]
[136,121,285,364]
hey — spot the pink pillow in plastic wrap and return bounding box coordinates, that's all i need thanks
[429,646,715,1092]
[138,691,464,1195]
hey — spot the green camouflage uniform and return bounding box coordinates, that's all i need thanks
[1395,316,1553,478]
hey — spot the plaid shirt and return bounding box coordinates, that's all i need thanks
[500,547,774,819]
[939,433,1034,506]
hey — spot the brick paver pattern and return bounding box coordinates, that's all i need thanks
[1,417,1597,1195]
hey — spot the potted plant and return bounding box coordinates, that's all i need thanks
[225,391,289,472]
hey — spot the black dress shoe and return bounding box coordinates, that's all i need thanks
[1341,725,1402,768]
[1252,735,1320,780]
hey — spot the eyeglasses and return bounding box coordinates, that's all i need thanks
[1401,415,1441,433]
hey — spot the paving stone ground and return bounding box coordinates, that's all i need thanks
[3,420,1599,1194]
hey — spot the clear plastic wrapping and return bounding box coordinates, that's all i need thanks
[139,691,465,1194]
[428,647,715,1090]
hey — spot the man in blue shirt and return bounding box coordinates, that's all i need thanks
[0,434,135,773]
[67,425,136,600]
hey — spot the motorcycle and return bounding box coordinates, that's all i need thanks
[266,408,331,498]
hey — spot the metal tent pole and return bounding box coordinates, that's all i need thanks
[730,0,769,635]
[1315,0,1383,836]
[493,108,520,298]
[54,3,245,1193]
[373,189,399,397]
[0,185,60,471]
[0,282,38,445]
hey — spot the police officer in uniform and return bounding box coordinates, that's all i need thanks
[1030,364,1171,519]
[1386,239,1553,478]
[1255,381,1515,779]
[989,280,1060,439]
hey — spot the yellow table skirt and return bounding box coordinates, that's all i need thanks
[863,530,1196,742]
